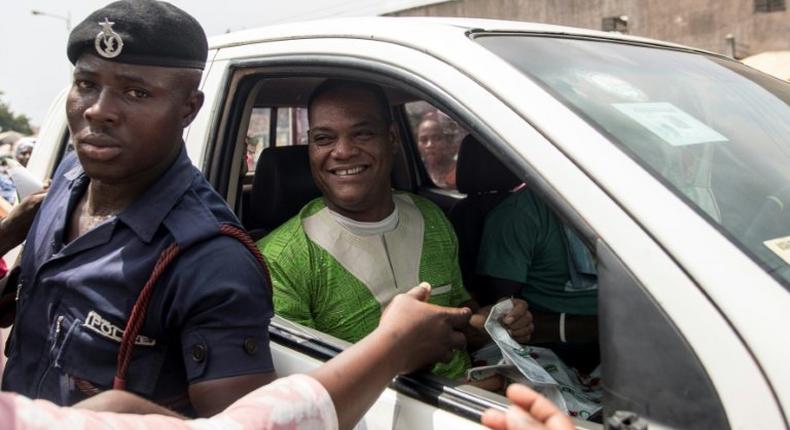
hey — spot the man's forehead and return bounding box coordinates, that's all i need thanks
[310,89,387,124]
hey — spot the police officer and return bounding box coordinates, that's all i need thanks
[2,0,275,417]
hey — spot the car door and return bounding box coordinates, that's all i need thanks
[466,32,789,429]
[189,22,786,429]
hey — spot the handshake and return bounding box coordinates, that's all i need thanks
[378,282,533,375]
[377,284,572,430]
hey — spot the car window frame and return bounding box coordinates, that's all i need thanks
[204,58,541,424]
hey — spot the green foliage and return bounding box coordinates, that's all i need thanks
[0,91,33,135]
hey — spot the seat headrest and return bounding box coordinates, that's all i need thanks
[250,145,322,231]
[456,135,521,194]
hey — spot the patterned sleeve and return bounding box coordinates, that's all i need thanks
[258,222,316,329]
[3,374,338,430]
[448,220,471,306]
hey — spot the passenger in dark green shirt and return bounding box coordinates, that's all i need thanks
[477,188,599,370]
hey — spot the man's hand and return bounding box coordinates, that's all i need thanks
[379,282,472,374]
[311,283,472,429]
[481,384,574,430]
[0,184,49,256]
[470,299,534,344]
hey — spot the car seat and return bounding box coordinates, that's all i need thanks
[448,135,521,302]
[248,145,322,240]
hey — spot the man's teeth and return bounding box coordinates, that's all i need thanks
[335,166,365,176]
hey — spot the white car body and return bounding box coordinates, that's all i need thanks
[26,17,790,429]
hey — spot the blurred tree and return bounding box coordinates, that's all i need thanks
[0,91,33,135]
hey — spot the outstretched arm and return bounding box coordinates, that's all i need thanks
[311,283,471,429]
[66,284,471,430]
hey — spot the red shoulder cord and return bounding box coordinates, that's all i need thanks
[112,224,271,391]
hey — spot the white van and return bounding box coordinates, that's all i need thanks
[25,17,790,429]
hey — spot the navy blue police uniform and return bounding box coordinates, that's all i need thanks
[2,149,274,414]
[2,0,273,415]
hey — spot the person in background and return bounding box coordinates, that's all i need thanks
[245,136,260,172]
[0,155,16,205]
[14,138,35,167]
[416,111,462,189]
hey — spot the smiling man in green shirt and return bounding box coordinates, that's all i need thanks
[259,79,534,380]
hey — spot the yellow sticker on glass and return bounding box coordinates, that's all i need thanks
[764,236,790,265]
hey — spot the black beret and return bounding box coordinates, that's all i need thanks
[67,0,208,70]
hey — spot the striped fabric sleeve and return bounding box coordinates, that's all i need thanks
[2,374,338,430]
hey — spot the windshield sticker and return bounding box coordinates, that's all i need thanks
[764,236,790,266]
[613,102,728,147]
[579,72,648,101]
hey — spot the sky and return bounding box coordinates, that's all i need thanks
[0,0,441,130]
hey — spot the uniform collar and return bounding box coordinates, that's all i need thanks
[63,146,197,244]
[118,146,196,243]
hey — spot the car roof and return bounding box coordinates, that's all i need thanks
[208,16,721,58]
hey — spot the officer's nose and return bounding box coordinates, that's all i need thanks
[84,88,120,125]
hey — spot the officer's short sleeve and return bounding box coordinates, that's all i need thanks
[166,236,274,384]
[477,202,539,284]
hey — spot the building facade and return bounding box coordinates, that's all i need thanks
[387,0,790,59]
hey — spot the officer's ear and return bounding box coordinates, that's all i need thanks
[182,89,204,128]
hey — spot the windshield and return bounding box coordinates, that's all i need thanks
[476,34,790,288]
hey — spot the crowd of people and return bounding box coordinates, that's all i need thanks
[0,1,589,429]
[0,136,36,215]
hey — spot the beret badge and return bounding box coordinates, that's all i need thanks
[94,17,124,59]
